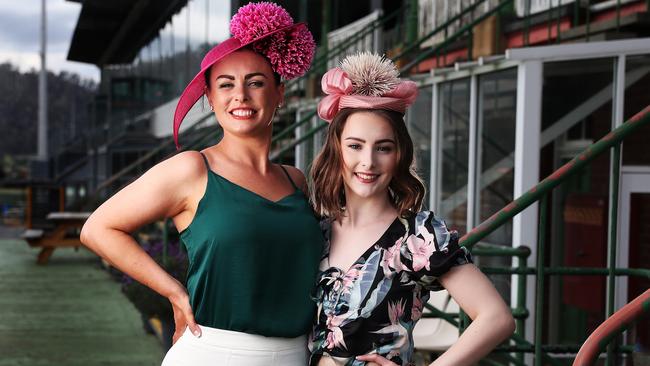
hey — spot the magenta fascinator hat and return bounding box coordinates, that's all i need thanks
[173,2,315,149]
[317,52,418,123]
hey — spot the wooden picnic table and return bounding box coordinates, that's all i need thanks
[21,211,92,264]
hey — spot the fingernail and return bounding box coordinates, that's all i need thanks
[192,329,201,337]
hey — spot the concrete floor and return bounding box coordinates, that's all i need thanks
[0,226,164,366]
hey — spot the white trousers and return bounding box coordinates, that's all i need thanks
[161,325,308,366]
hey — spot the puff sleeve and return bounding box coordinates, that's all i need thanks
[385,211,472,291]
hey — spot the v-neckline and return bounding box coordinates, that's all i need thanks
[209,169,300,204]
[325,216,400,275]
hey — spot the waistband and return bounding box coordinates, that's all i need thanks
[184,325,307,351]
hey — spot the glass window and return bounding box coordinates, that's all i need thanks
[437,79,470,235]
[542,57,615,346]
[623,54,650,165]
[477,68,517,246]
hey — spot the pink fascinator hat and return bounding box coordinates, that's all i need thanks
[318,52,418,123]
[173,2,315,148]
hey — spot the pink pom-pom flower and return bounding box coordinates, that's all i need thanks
[254,24,315,79]
[230,2,315,80]
[230,2,294,44]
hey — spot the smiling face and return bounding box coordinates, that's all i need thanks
[340,111,398,202]
[205,48,284,137]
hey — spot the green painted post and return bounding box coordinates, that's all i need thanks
[535,194,549,366]
[320,0,331,73]
[616,0,621,31]
[524,0,531,46]
[406,0,419,46]
[605,143,621,366]
[517,248,529,364]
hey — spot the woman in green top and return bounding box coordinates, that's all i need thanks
[80,3,323,365]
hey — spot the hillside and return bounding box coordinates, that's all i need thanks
[0,63,96,157]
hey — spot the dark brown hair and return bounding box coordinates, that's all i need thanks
[310,108,426,220]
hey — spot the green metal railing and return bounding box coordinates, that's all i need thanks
[456,104,650,365]
[79,111,218,209]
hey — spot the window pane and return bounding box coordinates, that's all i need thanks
[542,57,615,345]
[477,68,517,247]
[438,79,470,235]
[623,54,650,165]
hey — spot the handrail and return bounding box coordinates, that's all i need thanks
[460,104,650,248]
[391,0,492,64]
[90,111,214,197]
[271,111,318,143]
[573,289,650,366]
[286,4,408,90]
[270,115,327,161]
[400,0,514,73]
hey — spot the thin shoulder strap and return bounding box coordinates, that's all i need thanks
[279,165,299,190]
[199,152,211,171]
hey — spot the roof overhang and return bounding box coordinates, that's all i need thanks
[66,0,187,66]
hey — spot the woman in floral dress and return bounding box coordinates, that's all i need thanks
[308,52,515,366]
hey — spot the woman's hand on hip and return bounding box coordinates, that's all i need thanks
[355,354,398,366]
[168,283,202,344]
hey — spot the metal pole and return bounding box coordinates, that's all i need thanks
[605,56,624,366]
[516,249,529,364]
[38,0,48,162]
[320,0,331,72]
[535,194,549,366]
[406,0,419,45]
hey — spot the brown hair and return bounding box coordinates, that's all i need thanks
[310,108,426,220]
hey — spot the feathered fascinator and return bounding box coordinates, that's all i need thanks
[173,2,315,148]
[317,52,418,122]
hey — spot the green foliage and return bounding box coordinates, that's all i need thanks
[0,62,96,157]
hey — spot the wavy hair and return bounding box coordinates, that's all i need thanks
[310,108,425,220]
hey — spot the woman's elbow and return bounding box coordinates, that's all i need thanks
[80,217,99,249]
[496,309,516,340]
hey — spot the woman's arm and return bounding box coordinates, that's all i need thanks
[432,263,516,366]
[80,151,206,342]
[357,264,515,366]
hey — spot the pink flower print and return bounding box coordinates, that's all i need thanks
[326,314,344,328]
[342,265,363,294]
[406,234,434,271]
[388,299,406,325]
[326,327,347,350]
[411,294,423,321]
[381,238,406,275]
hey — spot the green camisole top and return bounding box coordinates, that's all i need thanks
[179,153,323,337]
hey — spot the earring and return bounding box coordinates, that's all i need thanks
[210,105,214,111]
[277,102,283,109]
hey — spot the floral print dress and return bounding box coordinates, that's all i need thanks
[309,211,472,366]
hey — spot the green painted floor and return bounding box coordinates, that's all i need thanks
[0,228,164,366]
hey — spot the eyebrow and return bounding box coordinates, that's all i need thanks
[344,137,396,144]
[215,73,268,80]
